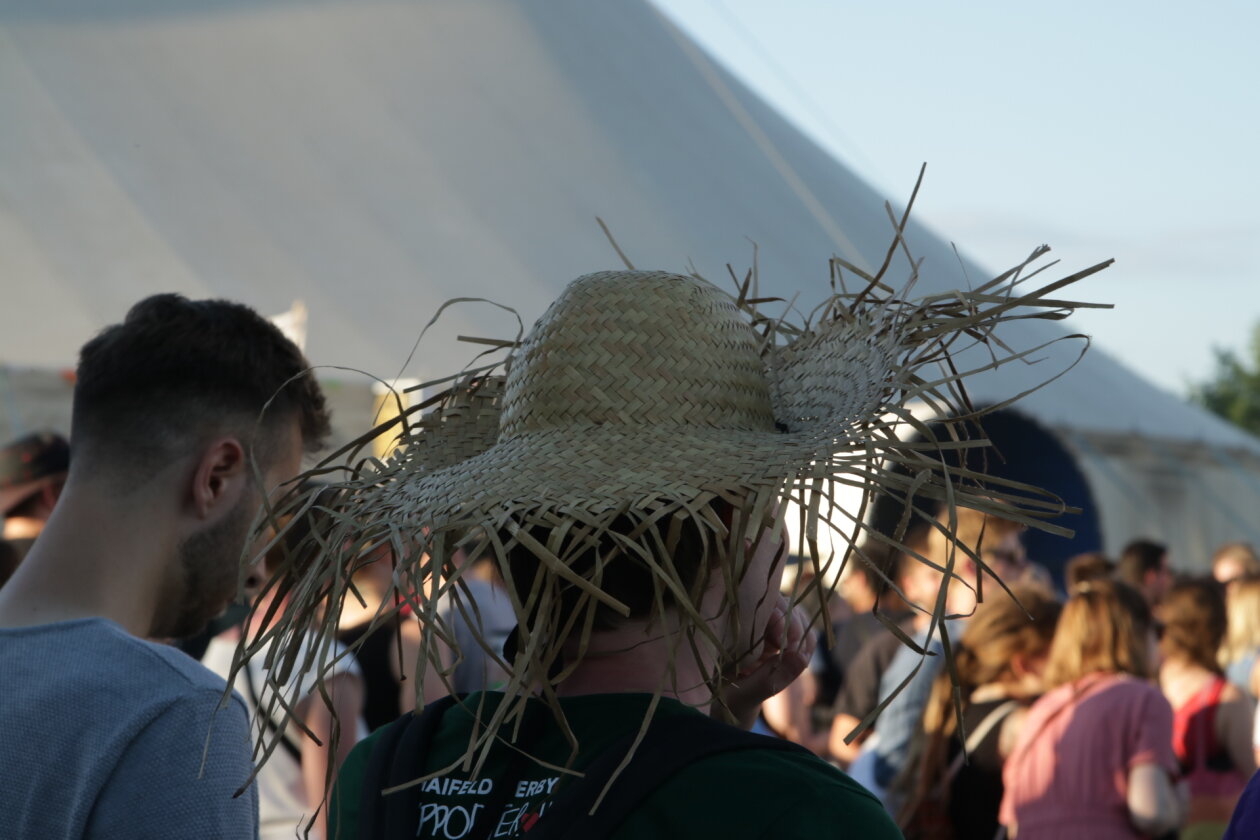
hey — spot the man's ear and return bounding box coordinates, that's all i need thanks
[190,437,249,520]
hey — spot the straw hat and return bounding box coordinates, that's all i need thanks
[392,269,897,524]
[236,243,1109,775]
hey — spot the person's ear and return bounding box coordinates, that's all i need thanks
[190,437,249,519]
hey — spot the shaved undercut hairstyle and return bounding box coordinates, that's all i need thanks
[72,294,331,483]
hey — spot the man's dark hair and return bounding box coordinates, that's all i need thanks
[1117,538,1167,587]
[72,294,331,480]
[505,500,737,635]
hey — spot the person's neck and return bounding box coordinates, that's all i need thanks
[1159,657,1213,687]
[554,613,717,712]
[2,516,46,540]
[0,483,173,636]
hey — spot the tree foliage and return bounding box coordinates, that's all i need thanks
[1191,323,1260,436]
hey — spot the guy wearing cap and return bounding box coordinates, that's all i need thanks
[239,261,1097,839]
[0,431,69,567]
[0,294,331,838]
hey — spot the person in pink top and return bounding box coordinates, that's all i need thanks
[1000,579,1187,839]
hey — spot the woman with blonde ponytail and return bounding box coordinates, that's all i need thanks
[897,583,1061,840]
[1001,579,1186,839]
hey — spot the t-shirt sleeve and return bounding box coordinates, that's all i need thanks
[290,637,362,699]
[1126,684,1179,776]
[88,689,259,839]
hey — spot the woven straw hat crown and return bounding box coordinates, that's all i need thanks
[501,271,777,438]
[396,268,909,517]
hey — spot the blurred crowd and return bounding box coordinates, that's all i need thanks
[6,421,1260,839]
[767,514,1260,840]
[4,293,1260,840]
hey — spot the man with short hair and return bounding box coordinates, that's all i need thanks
[1118,537,1173,607]
[308,272,904,839]
[0,294,331,838]
[0,430,70,566]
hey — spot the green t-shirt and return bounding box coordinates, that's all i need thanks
[331,692,900,840]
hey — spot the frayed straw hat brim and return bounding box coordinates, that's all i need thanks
[232,216,1115,790]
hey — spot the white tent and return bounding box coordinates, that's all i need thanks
[2,0,1257,570]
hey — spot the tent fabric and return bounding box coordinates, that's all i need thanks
[2,0,1258,564]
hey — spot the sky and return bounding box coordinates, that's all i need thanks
[651,0,1259,397]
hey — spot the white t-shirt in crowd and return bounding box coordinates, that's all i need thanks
[203,632,365,840]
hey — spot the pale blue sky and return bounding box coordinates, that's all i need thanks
[652,0,1259,397]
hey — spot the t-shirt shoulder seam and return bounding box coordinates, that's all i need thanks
[108,627,232,694]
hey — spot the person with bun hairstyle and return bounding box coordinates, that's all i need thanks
[896,583,1061,840]
[1000,579,1186,839]
[1157,578,1254,839]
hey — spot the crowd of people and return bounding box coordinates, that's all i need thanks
[3,278,1260,840]
[777,530,1260,839]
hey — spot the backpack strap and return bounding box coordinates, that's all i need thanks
[931,699,1020,799]
[356,694,460,840]
[530,712,813,840]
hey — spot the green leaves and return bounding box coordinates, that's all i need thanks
[1190,323,1260,436]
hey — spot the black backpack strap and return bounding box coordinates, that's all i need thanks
[356,694,461,840]
[531,713,812,840]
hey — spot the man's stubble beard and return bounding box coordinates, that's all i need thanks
[152,497,255,640]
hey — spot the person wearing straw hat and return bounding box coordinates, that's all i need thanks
[0,294,331,839]
[243,247,1106,839]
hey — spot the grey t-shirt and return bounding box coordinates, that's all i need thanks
[0,617,259,838]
